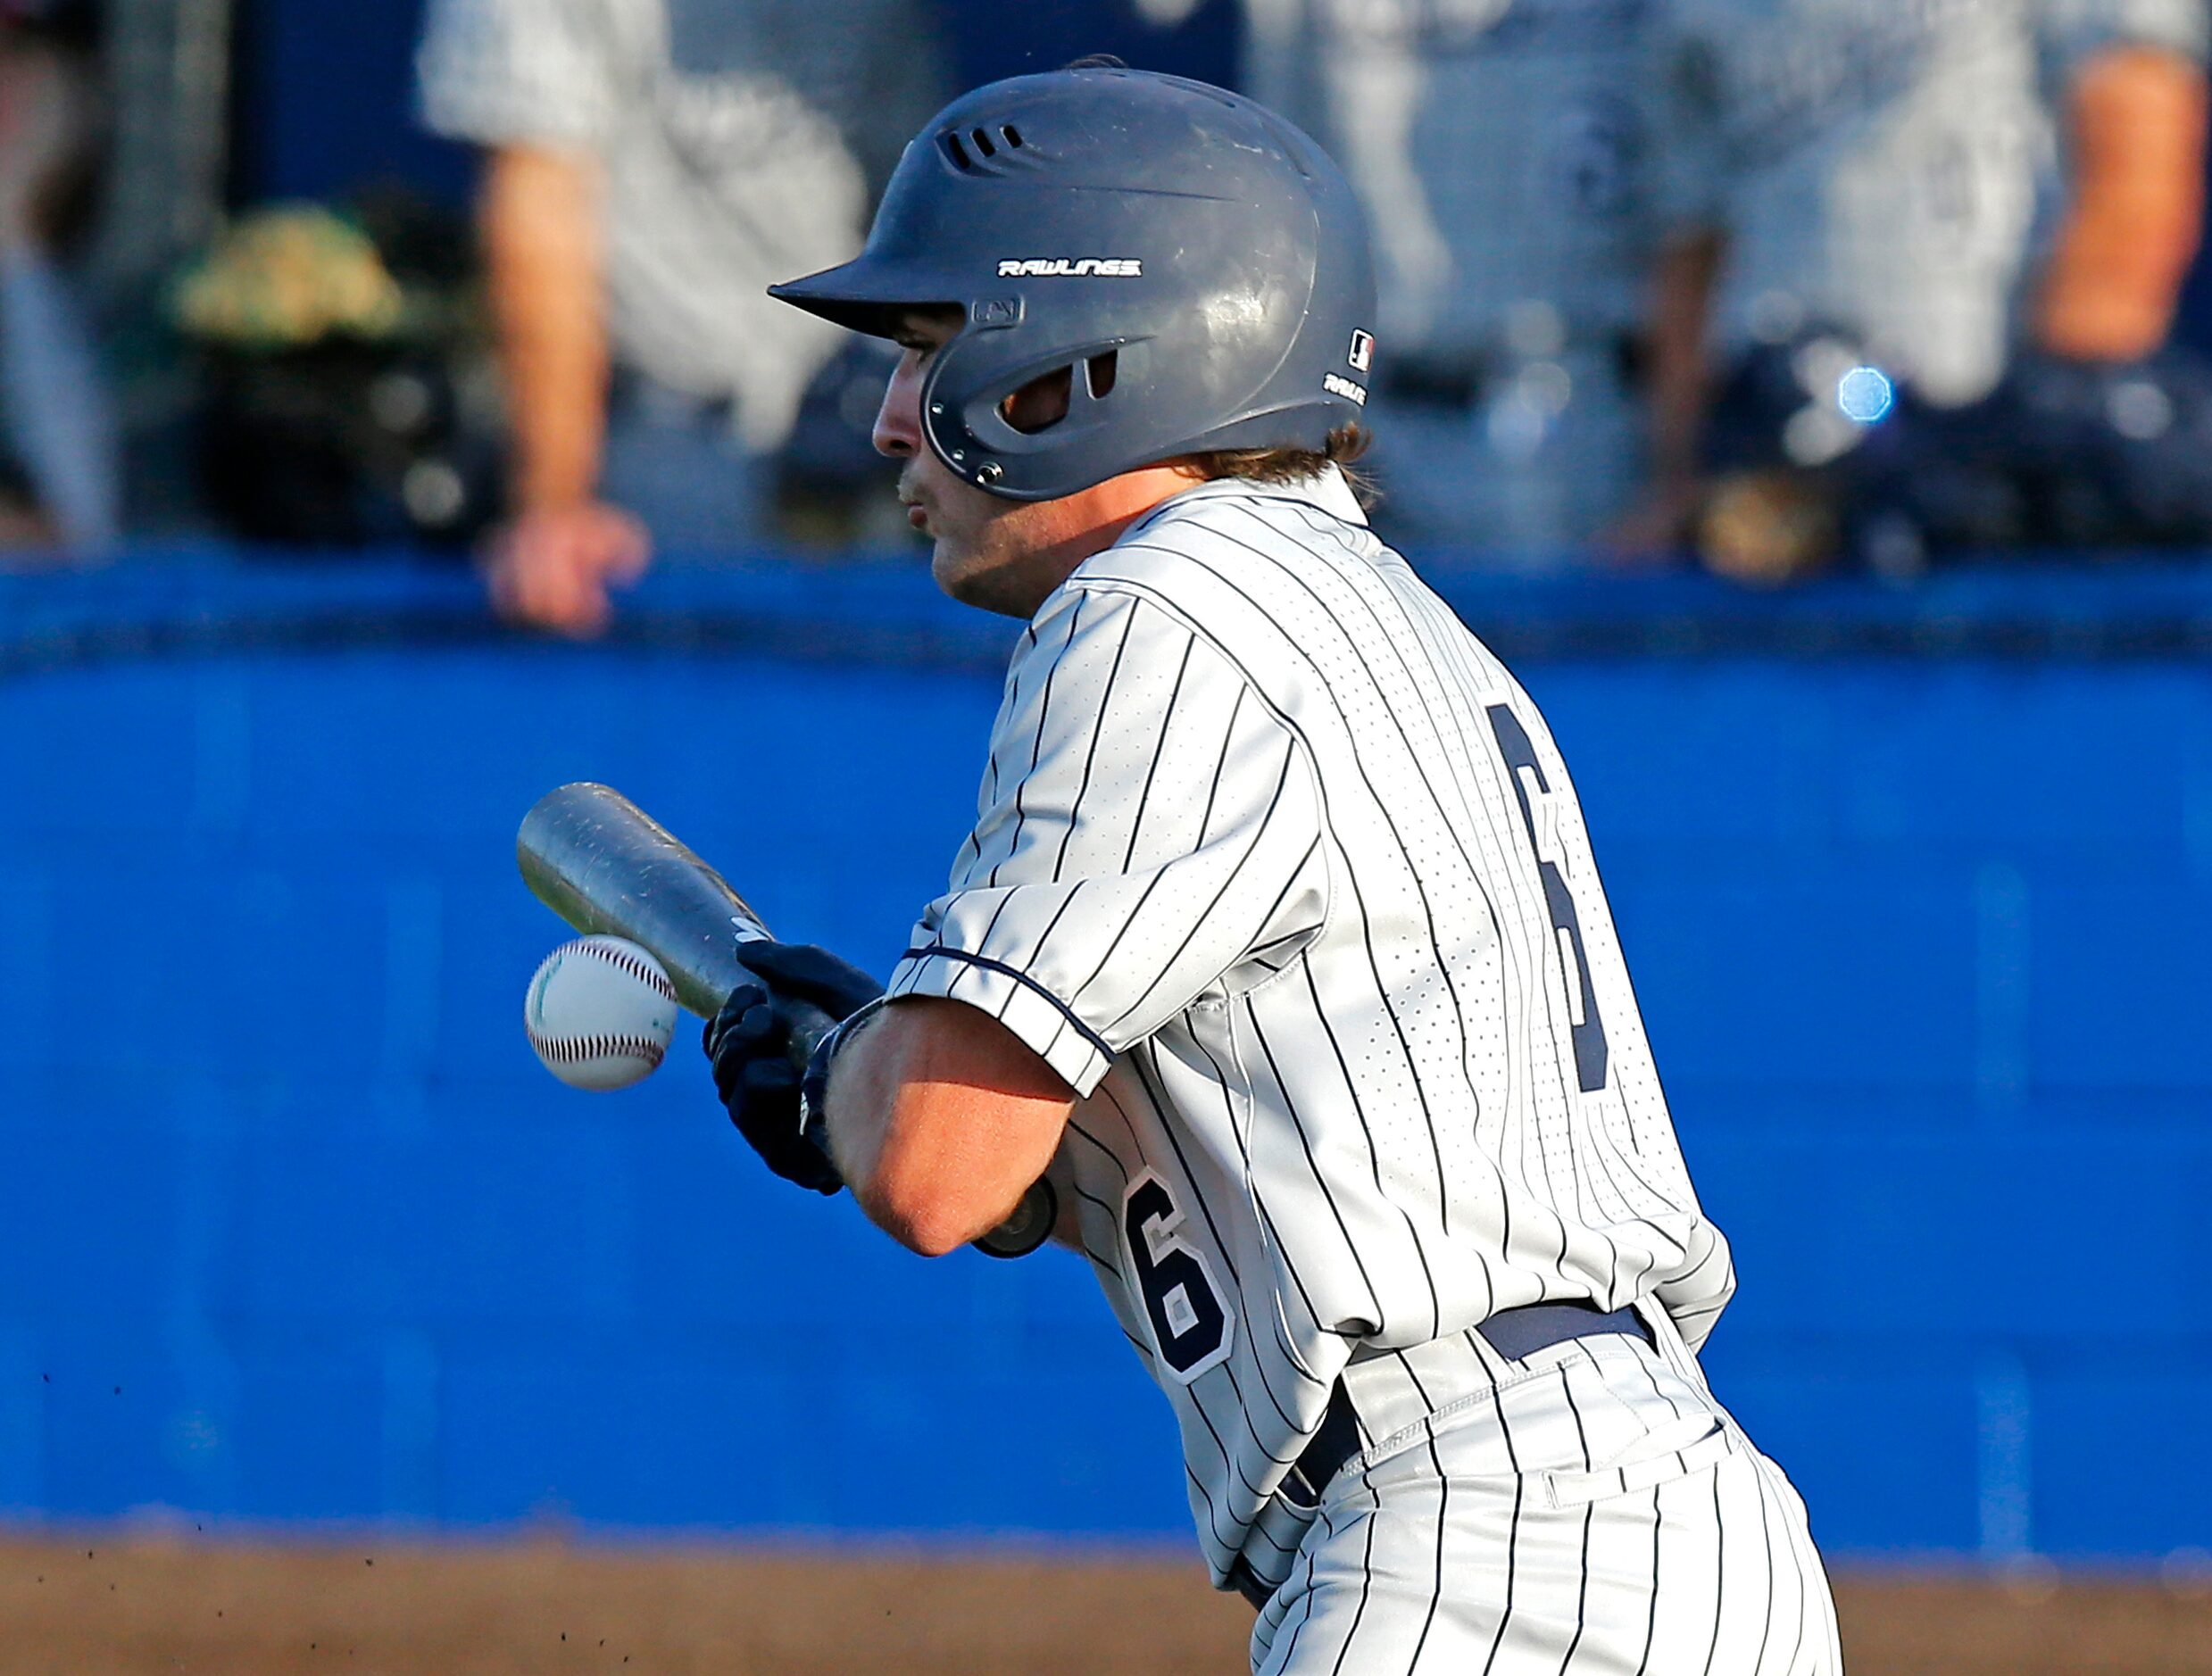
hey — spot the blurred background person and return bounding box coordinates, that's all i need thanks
[1632,0,2209,583]
[171,195,504,552]
[416,0,944,635]
[1234,0,1657,568]
[0,0,118,561]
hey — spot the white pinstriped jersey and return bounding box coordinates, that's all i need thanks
[886,469,1736,1589]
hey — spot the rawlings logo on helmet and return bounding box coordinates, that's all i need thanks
[997,258,1144,278]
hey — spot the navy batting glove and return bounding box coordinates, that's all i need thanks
[701,942,881,1196]
[705,980,844,1194]
[719,939,882,1023]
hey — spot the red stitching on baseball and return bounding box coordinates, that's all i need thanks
[529,1030,668,1069]
[578,938,678,1002]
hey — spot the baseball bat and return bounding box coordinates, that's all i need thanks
[517,782,1056,1258]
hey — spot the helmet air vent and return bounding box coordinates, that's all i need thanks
[941,122,1032,175]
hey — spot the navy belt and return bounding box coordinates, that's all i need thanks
[1232,1301,1651,1611]
[1282,1300,1651,1514]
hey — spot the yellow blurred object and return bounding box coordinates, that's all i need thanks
[174,205,408,351]
[1698,469,1841,586]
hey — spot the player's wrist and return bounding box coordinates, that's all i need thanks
[800,995,894,1157]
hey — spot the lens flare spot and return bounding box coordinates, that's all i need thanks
[1837,366,1894,425]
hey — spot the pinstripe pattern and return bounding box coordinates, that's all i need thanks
[888,471,1828,1664]
[1252,1328,1840,1675]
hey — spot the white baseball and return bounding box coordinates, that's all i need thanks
[525,935,680,1091]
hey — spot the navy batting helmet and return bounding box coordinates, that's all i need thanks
[768,67,1378,502]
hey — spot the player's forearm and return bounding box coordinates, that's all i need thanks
[824,997,1076,1257]
[2034,46,2208,362]
[481,144,611,510]
[1645,228,1725,494]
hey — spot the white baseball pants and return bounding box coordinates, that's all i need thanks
[1251,1318,1842,1675]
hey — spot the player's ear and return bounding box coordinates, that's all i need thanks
[1000,364,1075,434]
[997,353,1118,435]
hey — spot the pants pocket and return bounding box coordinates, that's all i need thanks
[1537,1412,1739,1510]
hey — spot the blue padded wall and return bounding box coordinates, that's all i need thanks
[0,560,2207,1561]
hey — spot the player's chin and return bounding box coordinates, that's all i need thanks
[928,535,984,602]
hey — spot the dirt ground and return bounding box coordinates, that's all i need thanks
[1,1532,2207,1675]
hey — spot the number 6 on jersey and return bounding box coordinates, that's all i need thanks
[1122,1172,1233,1381]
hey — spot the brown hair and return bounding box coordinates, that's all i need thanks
[1186,424,1377,508]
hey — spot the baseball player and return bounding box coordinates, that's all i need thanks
[705,67,1842,1673]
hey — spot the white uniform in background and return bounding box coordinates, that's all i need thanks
[416,0,943,542]
[1241,0,1658,562]
[1643,0,2211,409]
[887,468,1842,1673]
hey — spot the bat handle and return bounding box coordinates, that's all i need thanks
[784,1000,843,1067]
[974,1178,1058,1259]
[770,989,1057,1260]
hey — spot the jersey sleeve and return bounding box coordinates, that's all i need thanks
[887,582,1331,1098]
[416,0,620,150]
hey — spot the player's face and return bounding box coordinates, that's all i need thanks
[873,311,1117,618]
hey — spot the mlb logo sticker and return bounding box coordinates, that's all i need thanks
[1348,330,1376,372]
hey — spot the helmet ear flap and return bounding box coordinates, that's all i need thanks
[996,352,1121,436]
[925,335,1152,495]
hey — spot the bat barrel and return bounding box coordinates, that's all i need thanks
[519,781,1055,1256]
[518,782,769,1020]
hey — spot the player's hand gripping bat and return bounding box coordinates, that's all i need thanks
[518,782,1056,1257]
